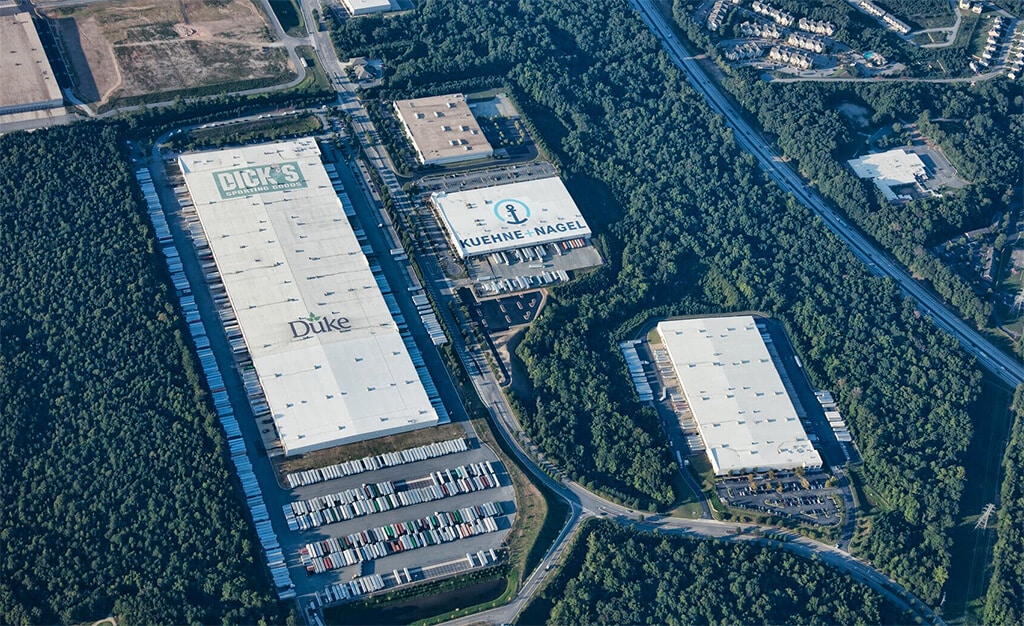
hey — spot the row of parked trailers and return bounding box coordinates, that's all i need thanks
[285,437,469,488]
[316,574,386,605]
[315,548,500,607]
[411,293,447,346]
[303,502,503,574]
[619,339,654,402]
[324,164,357,218]
[381,291,450,419]
[285,462,501,530]
[480,270,570,296]
[136,167,295,599]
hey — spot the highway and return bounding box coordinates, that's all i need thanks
[629,0,1024,390]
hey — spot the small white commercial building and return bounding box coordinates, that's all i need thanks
[394,93,493,166]
[342,0,393,16]
[431,177,592,259]
[657,316,822,475]
[848,149,928,201]
[179,139,438,456]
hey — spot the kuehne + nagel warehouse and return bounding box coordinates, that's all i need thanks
[179,139,438,456]
[656,316,822,475]
[430,176,593,260]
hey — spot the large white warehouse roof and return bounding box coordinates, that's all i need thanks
[431,177,592,259]
[179,139,438,456]
[657,316,821,475]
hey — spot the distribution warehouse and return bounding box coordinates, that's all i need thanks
[0,11,63,116]
[179,139,439,456]
[394,93,494,166]
[430,176,593,259]
[656,316,821,475]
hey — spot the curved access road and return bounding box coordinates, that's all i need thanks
[916,0,963,49]
[629,0,1024,390]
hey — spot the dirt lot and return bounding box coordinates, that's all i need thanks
[44,0,293,106]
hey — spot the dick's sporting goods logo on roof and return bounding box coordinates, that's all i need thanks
[289,312,351,339]
[213,162,307,198]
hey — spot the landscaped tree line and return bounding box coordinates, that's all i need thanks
[0,123,284,624]
[332,0,985,605]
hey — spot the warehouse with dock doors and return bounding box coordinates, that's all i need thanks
[178,139,441,456]
[431,176,593,260]
[429,176,603,296]
[0,10,64,117]
[394,93,494,166]
[656,316,822,475]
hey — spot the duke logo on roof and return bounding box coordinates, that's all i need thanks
[213,161,308,198]
[289,312,352,339]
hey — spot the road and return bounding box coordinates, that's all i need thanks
[629,0,1024,390]
[917,0,963,49]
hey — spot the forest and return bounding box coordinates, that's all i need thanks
[0,124,282,624]
[984,385,1024,625]
[332,0,983,605]
[519,520,910,625]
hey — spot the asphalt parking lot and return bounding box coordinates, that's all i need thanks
[476,292,541,331]
[716,473,841,526]
[417,161,557,194]
[283,444,516,598]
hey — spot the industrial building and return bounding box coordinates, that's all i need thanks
[429,175,602,295]
[179,139,439,456]
[656,316,822,475]
[0,11,63,116]
[394,94,494,166]
[848,149,929,201]
[341,0,393,16]
[430,177,592,259]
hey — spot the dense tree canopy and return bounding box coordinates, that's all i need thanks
[521,520,910,625]
[0,124,281,624]
[332,0,982,604]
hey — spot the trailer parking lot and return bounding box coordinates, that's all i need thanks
[280,439,515,600]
